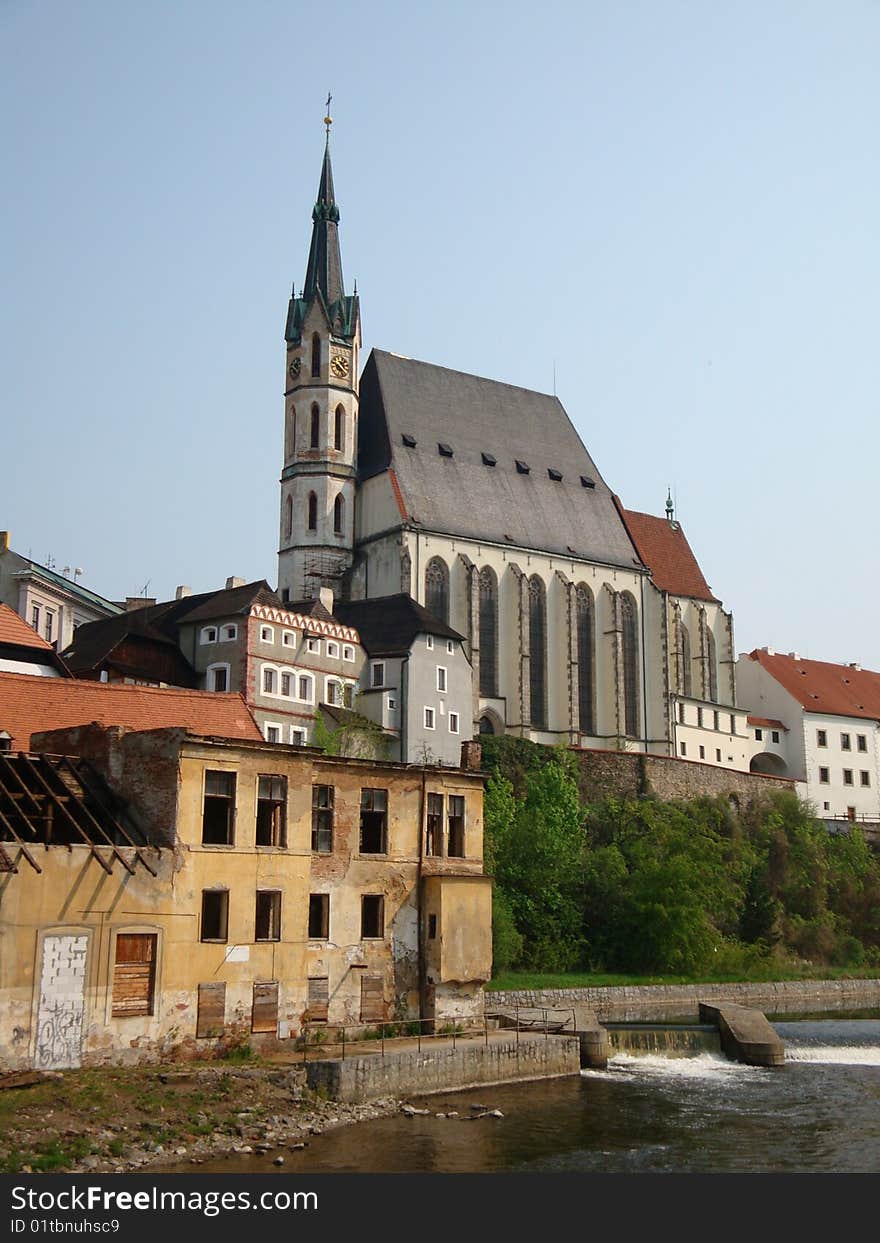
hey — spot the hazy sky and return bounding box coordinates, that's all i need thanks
[2,2,878,667]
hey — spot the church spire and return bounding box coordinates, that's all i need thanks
[285,99,358,344]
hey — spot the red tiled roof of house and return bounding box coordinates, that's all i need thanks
[746,649,880,721]
[615,503,718,602]
[747,715,788,731]
[0,604,54,652]
[0,671,262,751]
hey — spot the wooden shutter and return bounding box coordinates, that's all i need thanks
[196,981,226,1038]
[251,981,279,1033]
[307,977,329,1023]
[360,975,385,1023]
[112,934,156,1017]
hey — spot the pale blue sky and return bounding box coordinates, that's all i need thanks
[2,1,878,666]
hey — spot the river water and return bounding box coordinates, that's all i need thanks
[188,1014,880,1175]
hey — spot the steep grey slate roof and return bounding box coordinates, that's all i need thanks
[334,594,464,658]
[357,350,643,570]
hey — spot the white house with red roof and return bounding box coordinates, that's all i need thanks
[737,648,880,824]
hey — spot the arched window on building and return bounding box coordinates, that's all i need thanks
[284,495,293,540]
[576,584,594,735]
[307,492,318,532]
[311,333,321,378]
[478,566,498,697]
[333,493,344,536]
[478,715,496,735]
[529,575,547,730]
[424,557,449,623]
[706,628,718,703]
[620,592,640,738]
[679,622,692,697]
[334,405,344,451]
[285,405,296,458]
[310,404,320,449]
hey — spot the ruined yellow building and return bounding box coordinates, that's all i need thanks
[0,723,491,1070]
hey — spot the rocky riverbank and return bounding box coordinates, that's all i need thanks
[0,1060,403,1174]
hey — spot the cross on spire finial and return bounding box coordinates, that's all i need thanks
[324,92,333,137]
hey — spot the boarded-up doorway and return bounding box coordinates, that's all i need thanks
[360,975,385,1023]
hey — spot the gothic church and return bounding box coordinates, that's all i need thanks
[278,125,740,761]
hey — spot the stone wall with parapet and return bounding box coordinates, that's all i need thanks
[572,747,793,804]
[487,978,880,1022]
[306,1034,580,1103]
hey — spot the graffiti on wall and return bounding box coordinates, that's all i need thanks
[35,934,88,1070]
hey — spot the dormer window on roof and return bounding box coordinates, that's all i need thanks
[580,476,596,489]
[402,433,417,448]
[481,452,496,467]
[548,468,563,481]
[438,442,453,458]
[515,460,530,475]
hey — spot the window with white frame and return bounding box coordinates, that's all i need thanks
[426,635,434,650]
[326,641,339,659]
[297,674,314,702]
[449,712,459,734]
[325,679,343,707]
[262,667,277,694]
[307,636,321,654]
[343,644,355,662]
[280,671,292,697]
[437,667,447,692]
[446,640,454,654]
[264,723,282,743]
[282,631,296,647]
[388,697,397,711]
[290,727,308,746]
[371,662,385,688]
[207,663,231,693]
[200,626,218,644]
[221,624,237,642]
[260,626,274,644]
[424,707,435,730]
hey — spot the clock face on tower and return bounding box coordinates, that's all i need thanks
[288,357,301,379]
[331,354,350,379]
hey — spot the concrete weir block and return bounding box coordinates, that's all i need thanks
[698,1002,784,1067]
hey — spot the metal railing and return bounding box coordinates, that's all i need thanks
[296,1004,578,1061]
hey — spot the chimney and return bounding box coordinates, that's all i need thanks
[764,647,775,656]
[0,531,9,553]
[225,576,246,590]
[788,652,801,661]
[460,740,482,771]
[318,586,334,614]
[849,662,862,671]
[125,596,156,611]
[175,585,192,600]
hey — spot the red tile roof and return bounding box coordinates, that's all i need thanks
[615,503,718,602]
[0,604,54,652]
[746,650,880,721]
[0,671,262,751]
[747,715,788,731]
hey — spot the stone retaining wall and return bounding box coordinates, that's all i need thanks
[306,1034,580,1103]
[572,748,793,803]
[487,978,880,1022]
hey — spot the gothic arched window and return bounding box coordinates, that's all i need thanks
[311,333,321,378]
[478,566,498,697]
[307,492,318,532]
[707,628,718,703]
[576,584,594,735]
[284,495,293,540]
[310,404,320,449]
[620,592,640,738]
[679,622,692,697]
[333,493,344,536]
[334,405,344,451]
[529,575,547,730]
[425,557,449,623]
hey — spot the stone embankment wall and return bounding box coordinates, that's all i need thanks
[488,978,880,1022]
[306,1034,580,1103]
[572,748,793,804]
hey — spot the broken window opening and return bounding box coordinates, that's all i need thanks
[426,791,443,856]
[255,890,282,942]
[447,794,465,857]
[359,788,387,854]
[361,894,384,939]
[311,784,334,852]
[256,774,287,847]
[200,889,229,942]
[308,893,329,940]
[202,770,235,845]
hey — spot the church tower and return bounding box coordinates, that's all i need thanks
[277,108,361,603]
